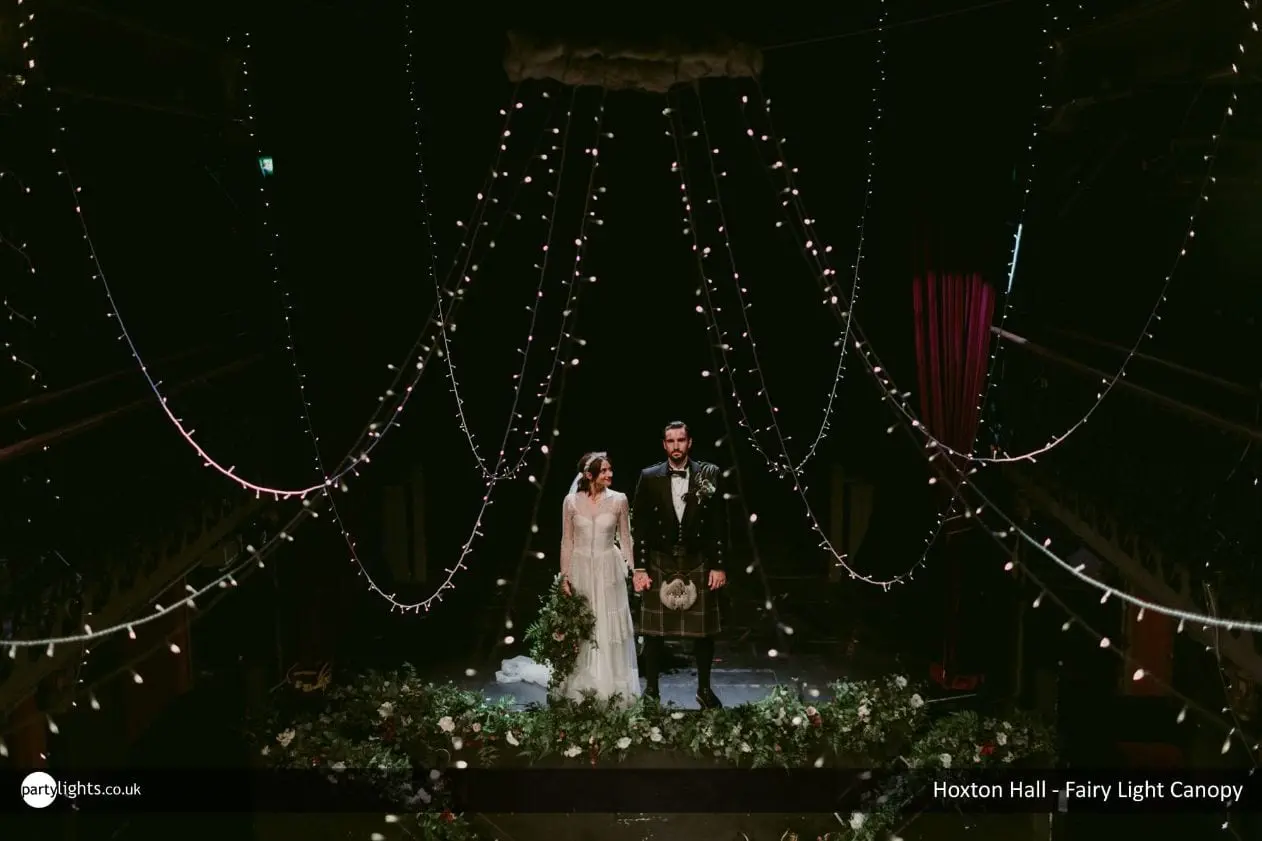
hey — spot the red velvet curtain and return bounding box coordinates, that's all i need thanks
[912,271,996,456]
[912,270,996,687]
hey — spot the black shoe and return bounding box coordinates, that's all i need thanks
[695,687,723,710]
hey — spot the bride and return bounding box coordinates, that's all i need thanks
[556,452,641,702]
[497,452,642,702]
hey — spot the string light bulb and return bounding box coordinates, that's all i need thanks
[58,33,527,502]
[733,0,887,474]
[670,91,899,586]
[432,84,582,481]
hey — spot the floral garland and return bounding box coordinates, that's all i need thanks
[256,665,1054,840]
[522,574,597,694]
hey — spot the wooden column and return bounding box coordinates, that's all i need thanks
[828,465,873,582]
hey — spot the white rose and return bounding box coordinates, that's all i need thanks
[377,702,394,719]
[856,704,870,720]
[849,812,866,830]
[330,761,346,772]
[260,745,270,756]
[438,716,456,733]
[505,731,520,747]
[472,722,482,733]
[792,716,803,726]
[739,742,752,753]
[939,753,952,768]
[804,706,818,717]
[452,736,464,751]
[616,737,632,750]
[671,711,685,720]
[894,675,908,689]
[563,745,583,758]
[276,729,295,748]
[909,694,924,709]
[649,727,663,743]
[996,732,1007,746]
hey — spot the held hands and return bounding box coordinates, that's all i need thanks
[708,569,726,590]
[632,570,652,593]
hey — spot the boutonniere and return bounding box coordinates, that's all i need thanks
[687,474,716,505]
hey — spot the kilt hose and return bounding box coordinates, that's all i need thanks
[639,548,721,638]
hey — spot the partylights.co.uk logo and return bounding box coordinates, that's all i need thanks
[20,771,142,808]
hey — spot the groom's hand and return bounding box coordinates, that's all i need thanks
[708,569,726,590]
[632,570,652,592]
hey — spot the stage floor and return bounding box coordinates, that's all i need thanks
[471,641,861,709]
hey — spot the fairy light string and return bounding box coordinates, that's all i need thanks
[436,86,581,481]
[742,6,1244,474]
[483,90,609,667]
[0,527,284,751]
[8,12,548,644]
[671,100,909,587]
[723,12,1248,587]
[235,30,331,499]
[62,74,534,500]
[734,0,887,475]
[871,92,1238,467]
[898,0,1060,578]
[664,95,795,657]
[234,31,402,614]
[1,172,43,384]
[339,86,606,614]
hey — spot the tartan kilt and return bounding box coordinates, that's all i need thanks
[638,549,721,638]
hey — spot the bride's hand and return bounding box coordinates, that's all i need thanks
[560,576,571,596]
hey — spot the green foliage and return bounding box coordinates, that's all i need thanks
[522,574,597,694]
[256,664,1055,840]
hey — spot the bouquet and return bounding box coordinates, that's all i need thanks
[524,574,597,694]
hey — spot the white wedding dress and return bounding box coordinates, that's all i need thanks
[498,490,641,703]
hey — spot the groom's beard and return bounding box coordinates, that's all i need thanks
[668,455,689,469]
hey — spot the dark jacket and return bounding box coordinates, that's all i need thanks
[630,459,727,568]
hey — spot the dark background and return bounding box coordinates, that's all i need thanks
[1,1,1260,837]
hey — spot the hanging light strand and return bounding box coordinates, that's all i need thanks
[374,96,605,614]
[436,86,581,481]
[664,94,793,655]
[235,30,332,499]
[671,100,902,586]
[737,0,887,473]
[874,0,1062,580]
[746,18,1242,471]
[1,171,43,384]
[484,89,610,662]
[62,67,532,500]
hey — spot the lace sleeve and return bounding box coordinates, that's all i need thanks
[617,492,634,572]
[560,494,574,579]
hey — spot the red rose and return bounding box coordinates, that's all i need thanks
[980,743,995,756]
[440,810,455,823]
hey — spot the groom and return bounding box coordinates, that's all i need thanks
[631,420,728,709]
